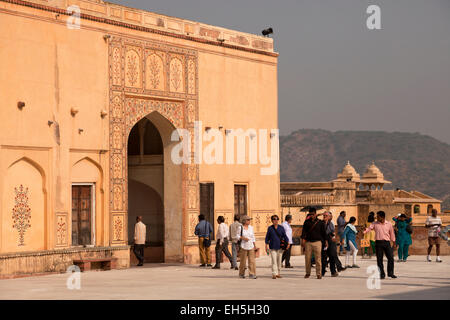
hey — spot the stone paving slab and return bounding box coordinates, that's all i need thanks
[0,255,449,300]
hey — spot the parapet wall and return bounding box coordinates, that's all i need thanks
[0,0,275,55]
[0,246,130,278]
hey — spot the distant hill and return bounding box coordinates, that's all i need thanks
[280,129,450,210]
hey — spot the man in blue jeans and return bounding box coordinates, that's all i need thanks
[229,215,242,270]
[337,211,347,255]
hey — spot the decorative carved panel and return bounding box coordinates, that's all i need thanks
[112,214,125,242]
[108,36,198,245]
[125,46,142,88]
[12,185,31,246]
[215,209,233,226]
[145,51,165,91]
[188,211,200,238]
[251,209,276,235]
[169,55,185,93]
[56,212,68,247]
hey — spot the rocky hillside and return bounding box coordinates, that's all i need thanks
[280,129,450,210]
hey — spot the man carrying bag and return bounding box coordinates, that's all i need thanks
[194,214,213,267]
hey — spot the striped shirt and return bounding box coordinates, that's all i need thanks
[134,221,146,244]
[426,216,442,237]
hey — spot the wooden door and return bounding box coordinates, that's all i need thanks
[72,185,92,246]
[234,185,247,218]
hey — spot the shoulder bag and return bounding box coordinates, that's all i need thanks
[274,226,288,250]
[203,221,211,248]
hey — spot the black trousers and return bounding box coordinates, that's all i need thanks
[133,244,145,264]
[215,238,233,266]
[282,245,292,266]
[322,241,338,274]
[375,240,395,277]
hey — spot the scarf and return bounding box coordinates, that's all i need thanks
[344,224,357,248]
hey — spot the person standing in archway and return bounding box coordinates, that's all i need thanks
[195,214,213,267]
[133,216,146,266]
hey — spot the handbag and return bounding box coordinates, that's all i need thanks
[274,226,288,250]
[406,223,413,234]
[203,221,211,248]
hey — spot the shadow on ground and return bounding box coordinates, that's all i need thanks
[375,285,450,300]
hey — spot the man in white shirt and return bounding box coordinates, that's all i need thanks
[133,216,146,266]
[212,216,233,269]
[281,215,294,268]
[426,209,443,262]
[229,215,242,270]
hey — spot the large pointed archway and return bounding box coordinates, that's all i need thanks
[126,112,183,262]
[108,36,201,264]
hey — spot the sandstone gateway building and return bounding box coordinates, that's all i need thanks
[0,0,279,277]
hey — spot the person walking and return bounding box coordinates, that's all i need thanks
[364,211,397,279]
[265,215,290,279]
[341,216,359,268]
[194,214,213,267]
[133,216,146,266]
[363,212,376,258]
[281,215,294,268]
[238,215,257,279]
[393,214,412,262]
[301,208,327,279]
[213,216,233,269]
[337,211,347,255]
[321,211,345,277]
[229,214,242,270]
[426,209,443,263]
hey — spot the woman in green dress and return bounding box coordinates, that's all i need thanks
[392,214,412,262]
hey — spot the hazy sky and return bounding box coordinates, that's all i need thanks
[108,0,450,144]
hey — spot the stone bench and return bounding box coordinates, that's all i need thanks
[73,257,118,272]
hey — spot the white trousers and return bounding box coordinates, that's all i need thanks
[270,249,283,275]
[345,241,357,266]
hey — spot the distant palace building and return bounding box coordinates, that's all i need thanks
[281,162,448,254]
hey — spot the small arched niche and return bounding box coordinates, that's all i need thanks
[2,158,46,252]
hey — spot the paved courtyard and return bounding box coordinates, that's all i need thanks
[1,255,449,300]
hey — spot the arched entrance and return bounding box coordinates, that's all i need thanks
[127,111,183,263]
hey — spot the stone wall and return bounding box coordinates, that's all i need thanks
[0,246,129,278]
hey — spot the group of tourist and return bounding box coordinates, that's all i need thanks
[132,208,444,279]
